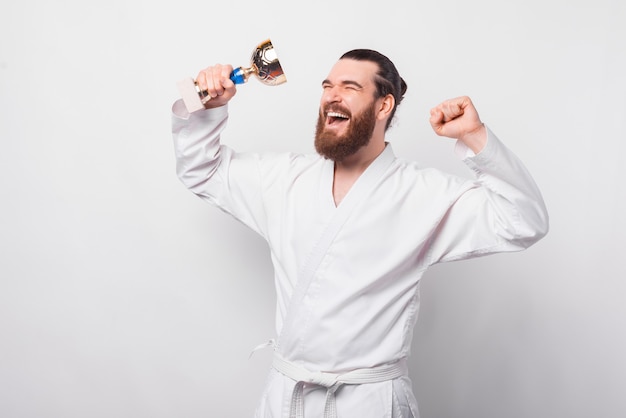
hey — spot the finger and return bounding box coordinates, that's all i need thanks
[219,65,232,83]
[195,68,208,92]
[429,109,450,136]
[216,74,232,96]
[429,108,444,128]
[196,65,221,98]
[441,101,463,122]
[207,65,225,98]
[196,66,219,96]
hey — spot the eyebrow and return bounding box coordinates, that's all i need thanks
[322,79,364,89]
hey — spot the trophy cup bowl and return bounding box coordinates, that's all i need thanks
[177,39,287,113]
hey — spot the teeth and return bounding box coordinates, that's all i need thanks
[327,112,349,119]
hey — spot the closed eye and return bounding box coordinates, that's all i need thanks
[341,80,363,90]
[321,80,363,91]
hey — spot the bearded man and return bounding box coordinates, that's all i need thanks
[171,49,549,418]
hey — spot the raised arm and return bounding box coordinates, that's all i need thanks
[426,96,549,264]
[171,64,269,236]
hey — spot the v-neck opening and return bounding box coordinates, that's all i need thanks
[321,144,395,210]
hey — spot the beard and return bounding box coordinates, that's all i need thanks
[314,101,377,162]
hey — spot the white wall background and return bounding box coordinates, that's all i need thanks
[1,0,624,417]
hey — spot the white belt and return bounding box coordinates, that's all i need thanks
[272,354,408,418]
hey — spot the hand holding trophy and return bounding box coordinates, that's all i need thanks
[177,39,287,113]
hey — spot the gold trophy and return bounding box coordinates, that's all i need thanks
[177,39,287,113]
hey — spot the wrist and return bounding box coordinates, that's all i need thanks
[459,123,487,154]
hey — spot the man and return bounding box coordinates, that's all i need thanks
[171,49,549,418]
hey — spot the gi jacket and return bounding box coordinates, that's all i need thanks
[172,101,549,418]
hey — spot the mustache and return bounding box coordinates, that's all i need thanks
[321,104,351,118]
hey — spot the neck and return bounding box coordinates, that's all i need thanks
[334,141,385,174]
[334,125,387,174]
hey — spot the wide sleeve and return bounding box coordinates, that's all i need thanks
[171,100,270,238]
[427,126,549,264]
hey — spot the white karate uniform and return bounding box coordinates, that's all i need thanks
[171,101,549,418]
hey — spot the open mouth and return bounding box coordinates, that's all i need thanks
[326,111,350,126]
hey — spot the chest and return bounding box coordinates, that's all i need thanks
[332,170,361,207]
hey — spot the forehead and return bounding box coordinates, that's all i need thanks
[325,58,379,87]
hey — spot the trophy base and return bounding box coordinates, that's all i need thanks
[177,77,205,113]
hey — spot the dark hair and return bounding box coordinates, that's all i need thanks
[340,49,407,130]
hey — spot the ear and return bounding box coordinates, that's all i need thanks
[376,94,395,121]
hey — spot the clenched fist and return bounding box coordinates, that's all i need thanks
[430,96,487,154]
[195,64,238,109]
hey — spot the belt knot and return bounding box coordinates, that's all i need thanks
[308,371,339,387]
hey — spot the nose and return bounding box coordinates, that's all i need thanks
[321,85,341,106]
